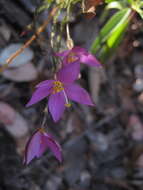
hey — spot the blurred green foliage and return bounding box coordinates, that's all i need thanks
[38,0,143,62]
[91,0,143,62]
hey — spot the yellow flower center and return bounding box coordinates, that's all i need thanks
[52,81,71,108]
[67,52,78,63]
[52,81,64,94]
[39,128,45,133]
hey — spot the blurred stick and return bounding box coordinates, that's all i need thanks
[0,6,59,73]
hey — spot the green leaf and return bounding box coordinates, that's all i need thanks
[127,0,133,3]
[107,9,131,48]
[90,8,131,57]
[105,0,116,3]
[106,2,123,10]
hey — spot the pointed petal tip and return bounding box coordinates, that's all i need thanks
[26,87,51,108]
[65,84,94,106]
[87,99,95,106]
[55,150,62,163]
[25,102,31,107]
[56,145,62,163]
[88,102,95,106]
[80,53,102,67]
[57,155,62,163]
[23,158,29,165]
[94,61,102,67]
[23,152,33,165]
[49,107,63,123]
[23,157,26,165]
[54,149,62,163]
[25,100,36,107]
[53,117,60,123]
[48,92,65,122]
[95,61,102,67]
[46,136,63,163]
[84,101,95,106]
[23,156,36,165]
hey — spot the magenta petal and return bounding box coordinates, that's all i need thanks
[38,135,48,157]
[80,53,101,67]
[47,139,62,162]
[24,129,62,164]
[24,130,41,164]
[48,91,66,122]
[44,136,62,162]
[36,80,54,88]
[26,87,52,107]
[57,62,80,84]
[65,83,94,106]
[62,56,80,67]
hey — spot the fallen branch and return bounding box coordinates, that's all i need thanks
[0,6,59,73]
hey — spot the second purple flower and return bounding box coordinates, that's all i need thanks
[56,46,101,67]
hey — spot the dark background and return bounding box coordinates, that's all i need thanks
[0,0,143,190]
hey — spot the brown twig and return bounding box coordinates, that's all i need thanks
[0,6,59,73]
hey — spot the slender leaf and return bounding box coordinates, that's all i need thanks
[91,8,131,57]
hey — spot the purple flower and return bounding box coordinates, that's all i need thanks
[24,128,62,164]
[56,46,101,67]
[26,63,94,122]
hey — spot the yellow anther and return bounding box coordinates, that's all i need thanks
[65,103,71,107]
[67,53,78,63]
[52,81,64,94]
[39,128,45,133]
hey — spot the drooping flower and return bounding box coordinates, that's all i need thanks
[24,128,62,164]
[26,62,94,122]
[56,46,101,67]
